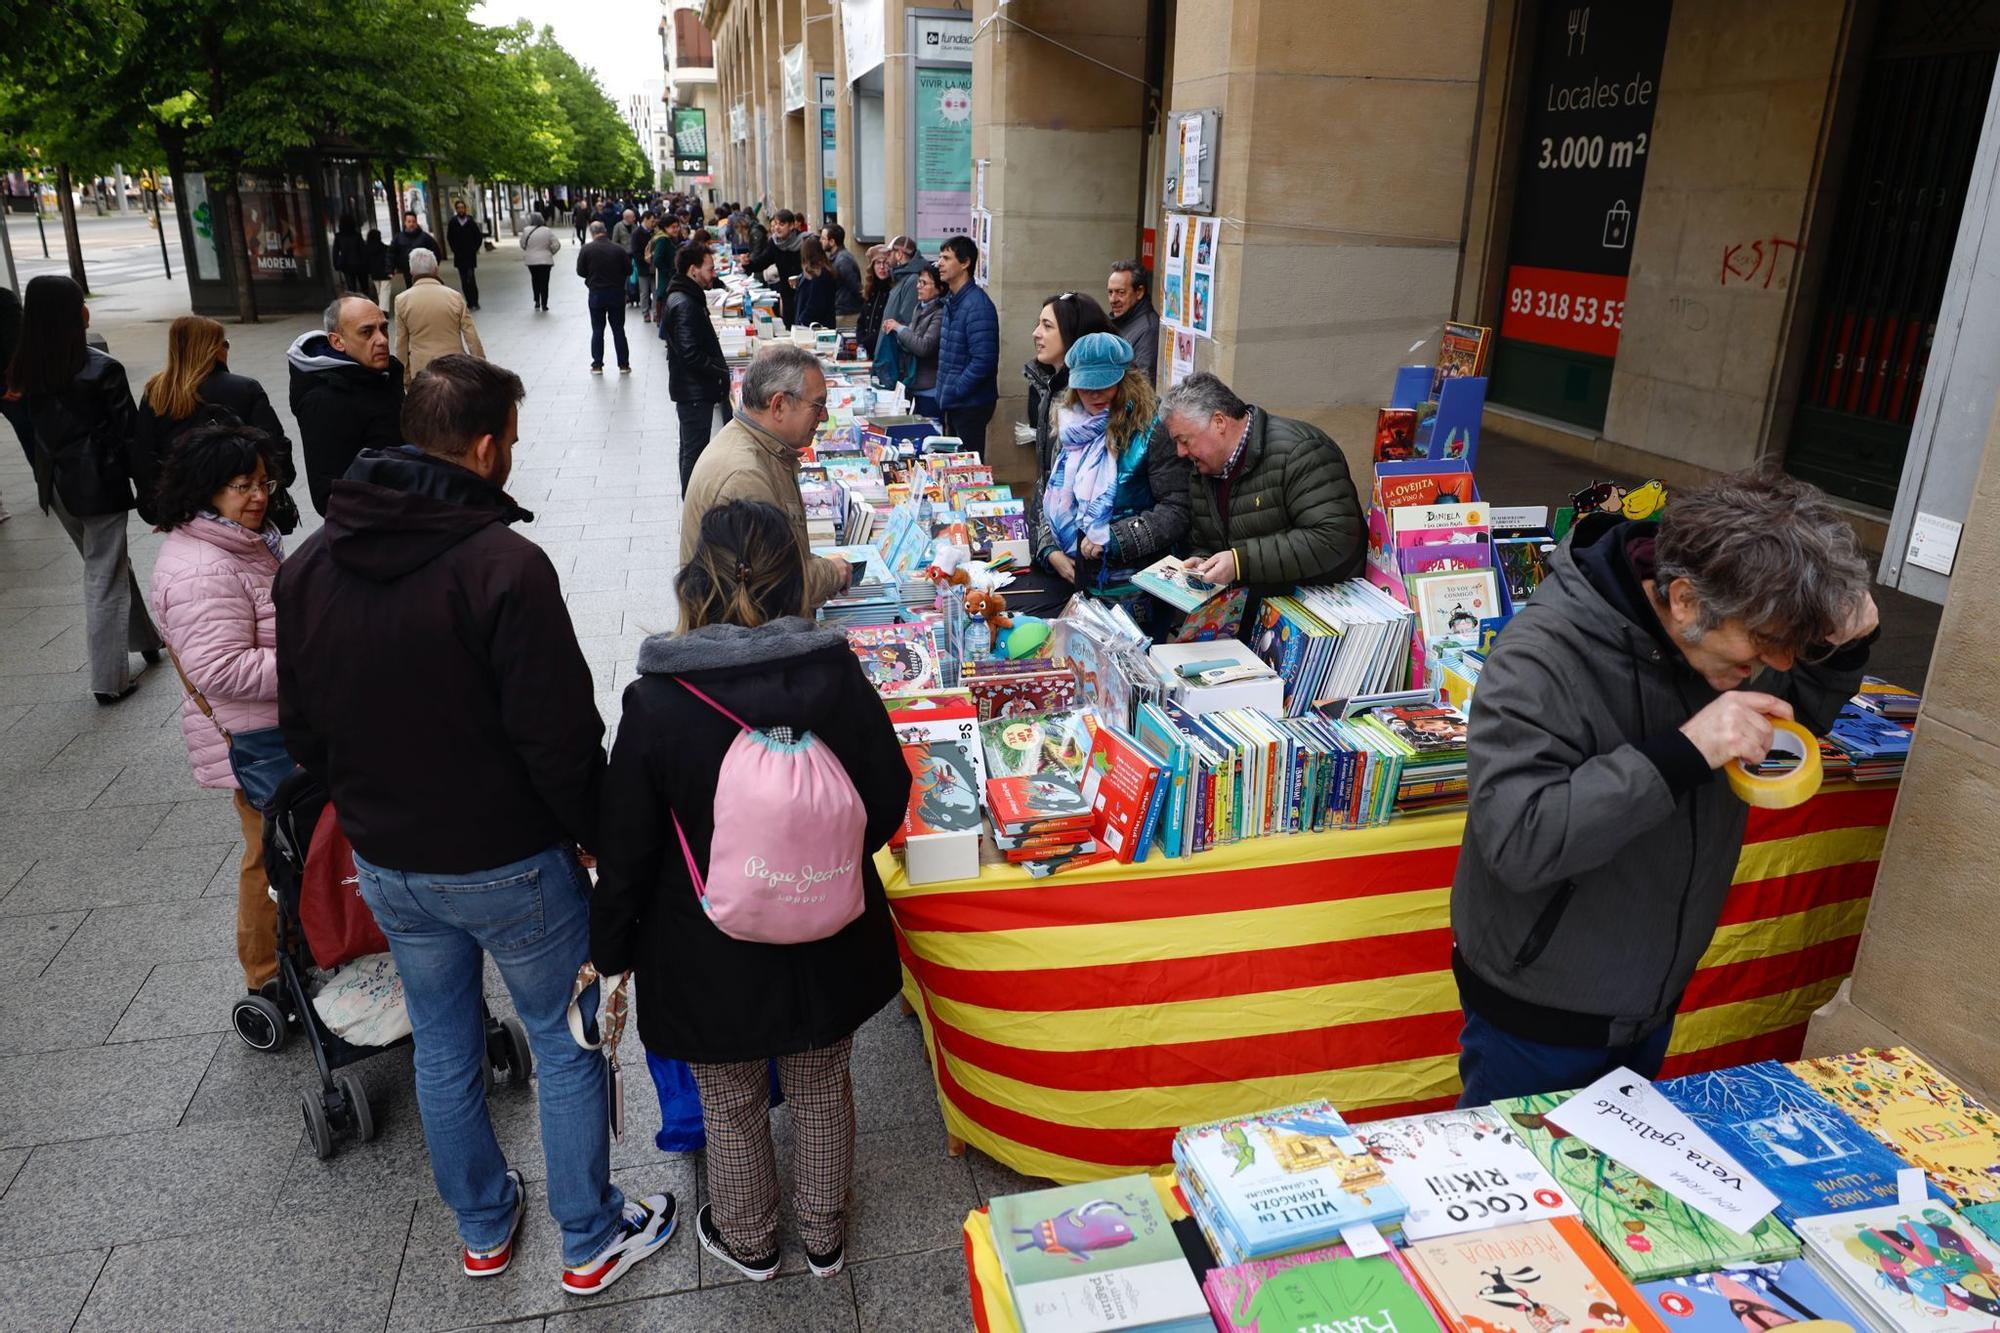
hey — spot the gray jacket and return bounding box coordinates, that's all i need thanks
[882,254,928,329]
[893,296,944,393]
[1112,301,1161,385]
[1450,522,1868,1045]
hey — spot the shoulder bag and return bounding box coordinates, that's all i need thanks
[166,643,296,812]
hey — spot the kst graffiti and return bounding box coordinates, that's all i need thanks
[1721,236,1800,289]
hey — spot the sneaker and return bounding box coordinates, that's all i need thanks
[561,1192,677,1296]
[805,1243,844,1278]
[696,1203,779,1282]
[590,365,603,375]
[618,365,632,375]
[463,1169,527,1278]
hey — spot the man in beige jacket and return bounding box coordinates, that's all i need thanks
[394,249,485,383]
[680,343,850,610]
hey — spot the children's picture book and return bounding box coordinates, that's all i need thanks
[1968,1202,2000,1248]
[1080,725,1166,863]
[1133,554,1230,614]
[968,668,1078,721]
[987,773,1093,832]
[1164,585,1250,643]
[1359,1107,1576,1241]
[1175,1100,1406,1262]
[1432,322,1491,396]
[1403,1217,1666,1333]
[1661,1061,1948,1223]
[1376,408,1421,463]
[1408,569,1503,647]
[980,710,1100,779]
[845,622,941,696]
[1789,1048,2000,1207]
[1495,537,1553,607]
[987,1175,1210,1333]
[1375,466,1480,511]
[1207,1250,1445,1333]
[899,739,983,837]
[1371,705,1469,757]
[1791,1203,2000,1333]
[1495,1093,1802,1281]
[887,690,986,788]
[1635,1262,1867,1333]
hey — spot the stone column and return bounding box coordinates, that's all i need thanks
[974,0,1151,478]
[1166,0,1486,475]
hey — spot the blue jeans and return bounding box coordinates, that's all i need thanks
[353,844,624,1265]
[588,289,629,369]
[1456,1008,1674,1108]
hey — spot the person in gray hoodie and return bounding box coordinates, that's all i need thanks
[878,236,928,331]
[286,297,404,515]
[1450,471,1879,1106]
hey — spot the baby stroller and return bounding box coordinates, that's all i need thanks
[230,768,534,1160]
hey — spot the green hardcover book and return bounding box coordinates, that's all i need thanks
[1492,1091,1801,1281]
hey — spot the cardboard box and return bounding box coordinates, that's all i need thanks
[1148,640,1285,715]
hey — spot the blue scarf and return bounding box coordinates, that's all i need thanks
[1042,405,1116,560]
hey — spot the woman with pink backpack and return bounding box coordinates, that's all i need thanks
[591,499,912,1282]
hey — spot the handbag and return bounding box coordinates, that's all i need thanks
[569,963,632,1144]
[165,643,297,812]
[298,801,389,968]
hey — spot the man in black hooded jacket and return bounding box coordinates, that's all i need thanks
[661,243,732,489]
[286,296,403,516]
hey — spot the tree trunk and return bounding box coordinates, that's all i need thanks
[55,163,88,292]
[222,174,259,323]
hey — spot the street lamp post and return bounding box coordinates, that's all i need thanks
[143,171,172,280]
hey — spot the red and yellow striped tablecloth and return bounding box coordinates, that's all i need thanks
[884,783,1895,1184]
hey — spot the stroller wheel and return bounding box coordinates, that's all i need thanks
[301,1089,335,1160]
[233,994,289,1053]
[337,1072,376,1143]
[500,1017,533,1085]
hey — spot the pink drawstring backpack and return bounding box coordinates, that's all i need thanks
[671,678,868,944]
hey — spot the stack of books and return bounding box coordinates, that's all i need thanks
[1356,703,1470,815]
[1173,1099,1408,1267]
[1853,676,1920,721]
[894,736,983,884]
[1826,705,1913,783]
[1787,1047,2000,1210]
[1403,1217,1668,1333]
[1205,1245,1445,1333]
[1249,581,1416,715]
[1355,1106,1577,1241]
[1079,724,1169,864]
[985,1176,1210,1333]
[986,772,1101,872]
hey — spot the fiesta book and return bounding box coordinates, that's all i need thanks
[1205,1249,1445,1333]
[1661,1061,1948,1223]
[1402,1217,1667,1333]
[1358,1106,1577,1241]
[1791,1202,2000,1333]
[1495,1093,1801,1281]
[1788,1048,2000,1207]
[986,1175,1210,1333]
[1634,1262,1867,1333]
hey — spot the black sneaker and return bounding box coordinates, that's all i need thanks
[696,1203,778,1282]
[805,1242,844,1278]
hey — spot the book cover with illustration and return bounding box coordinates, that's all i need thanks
[1494,1093,1801,1281]
[887,690,986,790]
[898,738,983,839]
[1371,706,1469,757]
[1661,1061,1947,1223]
[845,622,941,696]
[987,1175,1210,1333]
[1376,408,1422,463]
[1165,584,1251,643]
[1374,466,1480,511]
[1080,725,1165,863]
[1133,554,1229,615]
[1175,1100,1406,1260]
[1359,1106,1576,1241]
[1634,1262,1867,1333]
[1206,1249,1445,1333]
[968,668,1077,722]
[1408,569,1502,647]
[1403,1217,1667,1333]
[1432,321,1491,395]
[1788,1048,2000,1207]
[980,710,1100,779]
[1968,1203,2000,1248]
[1791,1203,2000,1333]
[987,773,1093,832]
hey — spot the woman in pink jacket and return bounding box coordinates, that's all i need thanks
[147,422,285,997]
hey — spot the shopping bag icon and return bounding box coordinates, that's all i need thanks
[1603,200,1631,249]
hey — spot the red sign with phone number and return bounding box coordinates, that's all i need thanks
[1499,264,1628,359]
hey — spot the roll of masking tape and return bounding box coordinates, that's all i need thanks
[1725,717,1824,809]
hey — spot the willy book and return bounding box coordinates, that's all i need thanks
[1403,1217,1668,1333]
[986,1175,1210,1333]
[1788,1048,2000,1207]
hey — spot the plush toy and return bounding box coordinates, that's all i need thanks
[925,539,975,584]
[963,586,1012,633]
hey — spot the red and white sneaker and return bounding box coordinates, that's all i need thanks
[560,1192,677,1296]
[463,1169,527,1278]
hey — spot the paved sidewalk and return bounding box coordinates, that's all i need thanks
[0,245,1026,1331]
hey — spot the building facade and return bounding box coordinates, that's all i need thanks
[664,0,725,196]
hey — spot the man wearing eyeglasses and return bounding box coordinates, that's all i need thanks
[1450,471,1880,1106]
[678,343,850,610]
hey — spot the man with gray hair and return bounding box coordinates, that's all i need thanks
[394,247,485,385]
[285,294,403,515]
[678,343,849,609]
[1450,470,1879,1105]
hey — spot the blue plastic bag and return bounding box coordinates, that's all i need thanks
[645,1050,786,1153]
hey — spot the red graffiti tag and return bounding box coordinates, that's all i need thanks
[1720,236,1800,288]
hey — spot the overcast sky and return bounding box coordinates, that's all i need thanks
[474,0,661,104]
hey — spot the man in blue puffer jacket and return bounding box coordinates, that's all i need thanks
[932,235,999,455]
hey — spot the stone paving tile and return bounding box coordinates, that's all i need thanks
[0,966,145,1055]
[92,756,217,808]
[542,1272,860,1333]
[0,1249,109,1333]
[0,1033,219,1148]
[0,800,175,864]
[0,1115,300,1259]
[72,1200,413,1333]
[844,1127,982,1266]
[43,894,239,969]
[0,762,121,813]
[386,1160,700,1333]
[0,1147,25,1196]
[964,1144,1052,1206]
[0,909,83,981]
[178,1021,326,1127]
[850,1245,975,1333]
[1,841,234,915]
[139,797,246,850]
[108,958,245,1043]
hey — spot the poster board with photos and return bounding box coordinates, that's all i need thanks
[1161,210,1220,340]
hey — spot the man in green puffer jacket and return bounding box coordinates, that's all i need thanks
[1158,372,1365,596]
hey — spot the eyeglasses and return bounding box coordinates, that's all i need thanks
[224,479,279,496]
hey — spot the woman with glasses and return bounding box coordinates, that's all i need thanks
[147,421,288,1003]
[882,263,947,419]
[135,314,299,534]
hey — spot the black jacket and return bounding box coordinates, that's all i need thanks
[332,228,366,277]
[793,271,838,330]
[856,281,892,351]
[364,235,390,281]
[7,348,141,517]
[745,233,804,324]
[391,226,441,276]
[663,275,729,403]
[445,214,483,267]
[285,332,405,517]
[576,237,630,292]
[591,619,911,1063]
[133,366,297,522]
[274,447,604,874]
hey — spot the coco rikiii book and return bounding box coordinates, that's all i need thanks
[1788,1048,2000,1208]
[986,1175,1210,1333]
[1494,1092,1800,1281]
[1403,1216,1667,1333]
[1174,1099,1407,1263]
[1358,1106,1577,1241]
